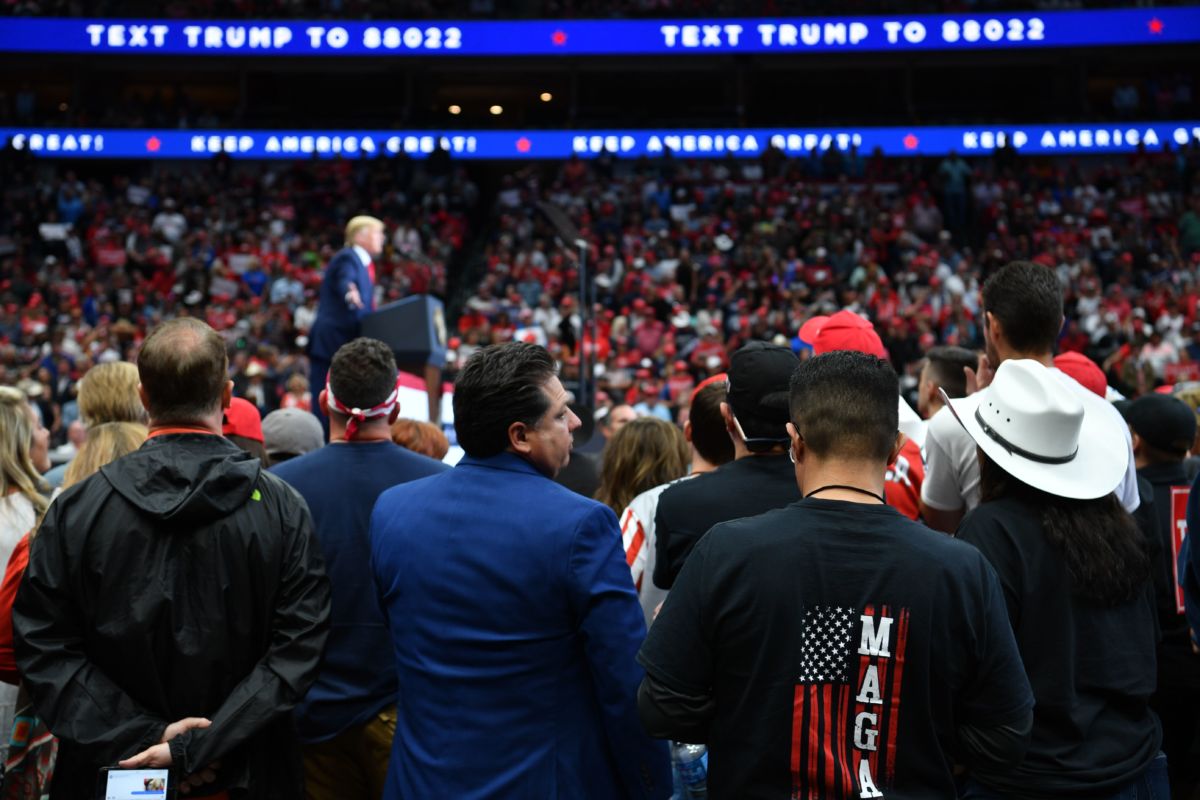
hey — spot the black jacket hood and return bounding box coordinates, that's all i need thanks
[102,433,261,524]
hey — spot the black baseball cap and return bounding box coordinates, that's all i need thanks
[1124,394,1197,457]
[727,341,799,444]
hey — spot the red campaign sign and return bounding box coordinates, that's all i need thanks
[1171,486,1190,615]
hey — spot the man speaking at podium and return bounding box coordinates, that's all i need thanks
[310,216,384,432]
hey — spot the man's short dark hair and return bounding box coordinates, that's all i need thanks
[329,338,398,412]
[981,261,1064,354]
[789,351,899,462]
[454,342,558,458]
[689,381,734,467]
[138,318,228,425]
[924,345,978,400]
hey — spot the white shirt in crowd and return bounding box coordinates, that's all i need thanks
[152,210,188,243]
[619,475,696,627]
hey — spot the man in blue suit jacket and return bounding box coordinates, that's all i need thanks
[369,342,671,799]
[309,215,383,432]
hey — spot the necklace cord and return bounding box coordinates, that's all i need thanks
[805,484,887,504]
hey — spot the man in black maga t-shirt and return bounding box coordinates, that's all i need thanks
[638,351,1034,799]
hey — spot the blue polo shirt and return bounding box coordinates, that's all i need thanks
[272,439,448,742]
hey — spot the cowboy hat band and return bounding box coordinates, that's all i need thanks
[973,407,1078,465]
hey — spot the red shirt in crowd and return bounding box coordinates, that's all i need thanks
[885,437,926,522]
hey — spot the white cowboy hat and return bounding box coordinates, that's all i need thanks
[942,359,1127,501]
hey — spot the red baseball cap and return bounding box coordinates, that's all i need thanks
[797,315,828,345]
[1053,352,1106,398]
[222,397,264,443]
[807,310,889,359]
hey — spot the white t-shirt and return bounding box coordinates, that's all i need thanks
[921,403,983,512]
[898,396,927,449]
[620,475,695,627]
[920,367,1140,515]
[152,211,187,243]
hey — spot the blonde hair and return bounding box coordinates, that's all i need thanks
[0,387,48,518]
[1174,386,1200,416]
[62,422,148,491]
[344,215,384,247]
[595,417,690,516]
[78,362,147,426]
[391,418,450,461]
[1174,387,1200,447]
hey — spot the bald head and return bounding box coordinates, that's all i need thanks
[138,318,229,426]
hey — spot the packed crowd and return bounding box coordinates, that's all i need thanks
[1,6,1197,799]
[458,140,1200,423]
[0,150,475,440]
[6,140,1200,460]
[0,257,1198,797]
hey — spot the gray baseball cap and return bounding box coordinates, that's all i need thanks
[261,408,325,458]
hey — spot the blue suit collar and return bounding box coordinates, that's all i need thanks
[459,451,548,478]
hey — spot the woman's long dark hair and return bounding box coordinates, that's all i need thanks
[978,452,1150,605]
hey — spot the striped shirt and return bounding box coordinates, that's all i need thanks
[620,475,695,627]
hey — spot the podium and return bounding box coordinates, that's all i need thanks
[362,295,448,423]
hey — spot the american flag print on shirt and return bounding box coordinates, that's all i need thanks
[790,604,911,799]
[620,507,647,591]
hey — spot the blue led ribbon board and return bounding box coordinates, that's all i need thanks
[3,122,1197,159]
[0,8,1196,57]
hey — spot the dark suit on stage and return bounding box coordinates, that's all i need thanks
[309,246,374,429]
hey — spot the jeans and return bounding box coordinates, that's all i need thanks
[960,753,1169,800]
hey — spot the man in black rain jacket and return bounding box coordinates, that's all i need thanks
[13,318,331,799]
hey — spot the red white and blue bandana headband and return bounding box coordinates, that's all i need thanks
[325,375,402,439]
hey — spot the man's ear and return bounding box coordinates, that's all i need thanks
[318,389,330,417]
[720,401,734,433]
[984,310,1002,346]
[508,420,533,454]
[889,432,906,465]
[787,421,805,465]
[221,380,234,410]
[387,405,401,425]
[683,418,694,443]
[1130,429,1143,456]
[922,379,939,409]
